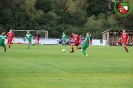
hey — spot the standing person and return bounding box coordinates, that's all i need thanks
[119,30,129,52]
[100,38,103,44]
[81,32,90,56]
[36,31,40,44]
[70,33,81,53]
[62,32,67,47]
[89,34,92,45]
[25,31,33,49]
[0,31,7,52]
[6,29,15,48]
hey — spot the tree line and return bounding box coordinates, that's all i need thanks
[0,0,133,38]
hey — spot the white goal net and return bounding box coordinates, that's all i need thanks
[12,30,48,38]
[11,30,48,44]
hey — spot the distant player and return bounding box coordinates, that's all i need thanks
[89,34,92,45]
[0,31,7,52]
[36,31,40,44]
[25,31,33,49]
[70,33,81,53]
[6,29,15,48]
[62,32,67,47]
[81,32,90,56]
[119,30,129,52]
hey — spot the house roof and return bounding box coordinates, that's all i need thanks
[102,30,133,34]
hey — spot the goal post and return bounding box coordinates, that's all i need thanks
[12,30,48,38]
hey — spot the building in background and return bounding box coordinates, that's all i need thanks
[102,30,133,46]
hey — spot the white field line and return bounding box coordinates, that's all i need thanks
[10,58,67,74]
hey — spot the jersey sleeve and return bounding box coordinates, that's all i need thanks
[6,36,8,39]
[6,32,9,37]
[13,33,15,37]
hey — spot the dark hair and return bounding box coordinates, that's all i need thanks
[1,30,5,33]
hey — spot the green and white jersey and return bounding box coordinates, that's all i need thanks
[62,34,67,41]
[84,35,90,45]
[25,34,32,40]
[0,34,7,44]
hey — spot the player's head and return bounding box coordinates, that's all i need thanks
[63,32,64,34]
[37,31,39,33]
[123,30,126,33]
[72,32,75,35]
[10,29,13,32]
[87,32,90,36]
[27,31,30,34]
[1,30,5,35]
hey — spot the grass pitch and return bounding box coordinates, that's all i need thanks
[0,44,133,88]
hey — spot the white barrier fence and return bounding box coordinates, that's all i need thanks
[92,39,106,46]
[5,37,60,45]
[5,37,106,45]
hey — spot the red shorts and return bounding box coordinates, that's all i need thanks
[90,40,92,45]
[36,37,40,41]
[7,39,13,44]
[74,42,79,46]
[122,40,127,45]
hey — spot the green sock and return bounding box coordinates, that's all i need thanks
[4,48,6,52]
[28,44,30,49]
[82,49,86,55]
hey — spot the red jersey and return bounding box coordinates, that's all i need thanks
[121,33,128,41]
[72,34,80,43]
[7,32,15,40]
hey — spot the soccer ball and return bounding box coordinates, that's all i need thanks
[62,49,66,53]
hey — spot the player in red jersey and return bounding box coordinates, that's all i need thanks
[70,33,81,53]
[36,31,40,44]
[89,34,92,45]
[119,30,129,52]
[6,29,15,48]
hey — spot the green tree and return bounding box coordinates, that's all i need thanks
[86,0,109,16]
[84,14,123,38]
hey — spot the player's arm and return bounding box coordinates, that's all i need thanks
[61,35,63,40]
[119,37,121,41]
[12,33,15,41]
[81,38,87,44]
[6,32,8,37]
[127,34,129,44]
[6,36,8,39]
[32,35,34,40]
[79,36,81,44]
[119,34,122,41]
[127,34,129,41]
[25,35,27,39]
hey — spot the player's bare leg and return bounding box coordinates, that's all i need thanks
[27,42,31,49]
[8,44,11,49]
[78,46,82,49]
[70,44,74,53]
[7,40,11,48]
[122,43,128,52]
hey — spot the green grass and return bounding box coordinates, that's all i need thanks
[0,44,133,88]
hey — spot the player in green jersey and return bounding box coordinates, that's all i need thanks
[81,32,90,56]
[25,31,33,49]
[62,32,67,47]
[0,31,7,52]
